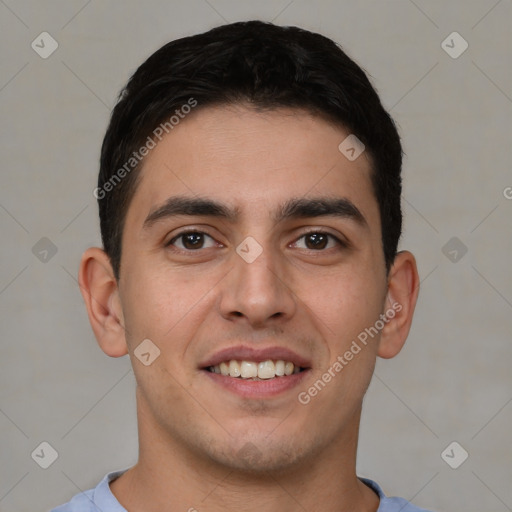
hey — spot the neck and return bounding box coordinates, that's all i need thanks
[110,389,379,512]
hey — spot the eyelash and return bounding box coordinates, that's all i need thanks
[166,229,346,252]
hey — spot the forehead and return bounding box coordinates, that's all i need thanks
[125,104,379,229]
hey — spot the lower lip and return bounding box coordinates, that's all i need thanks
[203,369,310,399]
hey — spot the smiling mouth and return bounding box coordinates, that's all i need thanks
[207,359,307,380]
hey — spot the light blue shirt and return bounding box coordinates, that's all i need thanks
[50,469,434,511]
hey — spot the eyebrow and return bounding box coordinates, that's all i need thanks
[275,197,367,227]
[143,195,367,229]
[143,196,239,228]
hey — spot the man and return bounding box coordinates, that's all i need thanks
[52,20,432,512]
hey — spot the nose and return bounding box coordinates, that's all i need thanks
[219,244,297,328]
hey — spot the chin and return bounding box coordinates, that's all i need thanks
[202,431,316,475]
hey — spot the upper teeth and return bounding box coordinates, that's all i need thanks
[210,360,300,379]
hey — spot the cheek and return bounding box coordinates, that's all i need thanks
[120,261,219,349]
[298,265,385,345]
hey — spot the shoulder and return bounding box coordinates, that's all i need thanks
[360,478,436,512]
[49,469,128,512]
[49,488,96,512]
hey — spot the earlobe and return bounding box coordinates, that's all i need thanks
[377,251,420,359]
[78,247,128,358]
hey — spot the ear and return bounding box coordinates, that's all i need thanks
[78,247,128,357]
[377,250,420,359]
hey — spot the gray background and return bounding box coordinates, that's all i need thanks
[1,1,511,511]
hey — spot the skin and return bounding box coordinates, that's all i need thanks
[79,104,419,512]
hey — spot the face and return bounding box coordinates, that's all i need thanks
[117,104,389,472]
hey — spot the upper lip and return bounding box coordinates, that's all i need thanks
[200,345,312,369]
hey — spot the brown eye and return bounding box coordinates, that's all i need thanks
[305,233,328,249]
[293,232,341,251]
[181,233,204,249]
[169,232,216,250]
